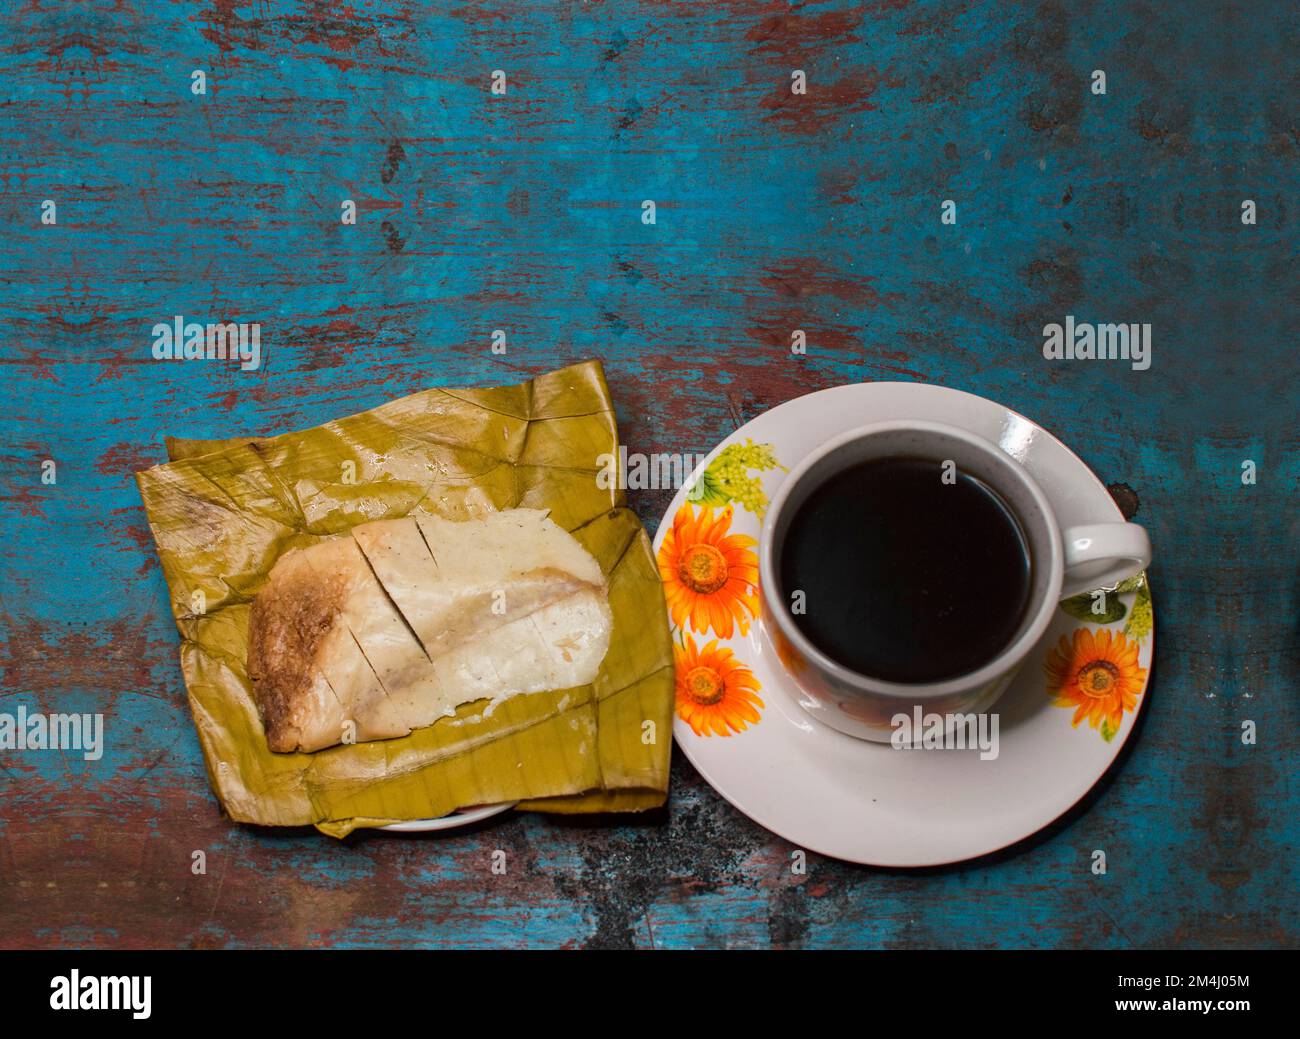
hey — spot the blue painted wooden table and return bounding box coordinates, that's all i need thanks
[1,1,1295,948]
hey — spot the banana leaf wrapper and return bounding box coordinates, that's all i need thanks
[137,361,674,836]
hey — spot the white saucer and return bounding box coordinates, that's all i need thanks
[653,382,1154,867]
[379,802,516,833]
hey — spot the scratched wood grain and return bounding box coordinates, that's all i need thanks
[0,0,1296,949]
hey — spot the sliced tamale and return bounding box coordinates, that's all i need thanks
[351,510,603,658]
[137,361,675,833]
[248,509,613,753]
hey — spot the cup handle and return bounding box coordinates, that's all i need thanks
[1060,523,1152,599]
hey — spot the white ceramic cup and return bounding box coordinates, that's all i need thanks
[759,420,1152,742]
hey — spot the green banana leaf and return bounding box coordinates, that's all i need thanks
[137,361,674,836]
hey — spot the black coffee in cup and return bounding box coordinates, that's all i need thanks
[777,456,1032,683]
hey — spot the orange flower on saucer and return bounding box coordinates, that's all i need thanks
[675,633,764,737]
[658,503,759,638]
[1045,628,1148,741]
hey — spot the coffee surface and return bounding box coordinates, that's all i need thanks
[779,456,1032,683]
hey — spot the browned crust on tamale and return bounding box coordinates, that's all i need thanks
[246,553,348,752]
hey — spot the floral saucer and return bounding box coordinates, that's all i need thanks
[653,382,1153,867]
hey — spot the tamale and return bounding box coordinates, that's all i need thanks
[248,509,614,753]
[137,361,675,833]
